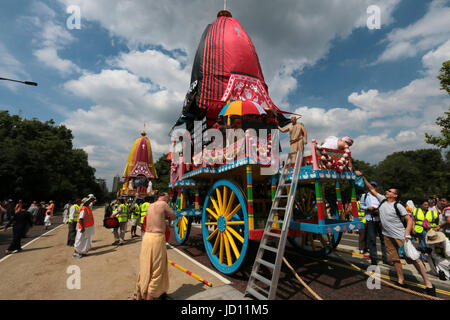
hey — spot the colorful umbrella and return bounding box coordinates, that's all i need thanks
[218,100,267,117]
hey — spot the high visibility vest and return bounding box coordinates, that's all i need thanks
[140,202,150,224]
[357,201,366,224]
[112,203,119,215]
[131,203,140,220]
[77,206,94,229]
[413,208,438,234]
[68,204,80,223]
[117,204,128,223]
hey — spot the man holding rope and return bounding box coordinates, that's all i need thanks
[355,171,436,296]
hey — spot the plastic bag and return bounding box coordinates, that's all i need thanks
[355,175,365,188]
[404,239,420,261]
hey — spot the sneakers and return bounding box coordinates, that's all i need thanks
[438,270,447,281]
[111,241,119,245]
[424,285,436,297]
[72,253,82,259]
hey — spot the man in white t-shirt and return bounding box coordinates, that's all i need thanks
[355,170,436,296]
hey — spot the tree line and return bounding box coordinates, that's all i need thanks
[0,111,107,209]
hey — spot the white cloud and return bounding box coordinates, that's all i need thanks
[57,0,400,100]
[62,50,191,184]
[0,42,31,92]
[376,0,450,63]
[25,2,81,75]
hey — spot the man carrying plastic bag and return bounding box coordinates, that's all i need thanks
[355,171,436,296]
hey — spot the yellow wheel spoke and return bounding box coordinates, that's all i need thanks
[226,221,245,225]
[216,189,223,214]
[206,207,219,221]
[204,222,218,226]
[224,192,235,216]
[219,233,224,265]
[223,186,228,213]
[211,198,221,217]
[226,226,244,243]
[225,230,240,259]
[223,231,233,266]
[226,204,241,221]
[212,231,221,254]
[207,228,219,241]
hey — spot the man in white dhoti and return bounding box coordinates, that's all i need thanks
[73,195,96,258]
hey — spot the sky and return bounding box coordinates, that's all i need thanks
[1,0,449,190]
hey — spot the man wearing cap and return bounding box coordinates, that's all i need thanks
[359,181,390,265]
[425,230,449,281]
[278,116,307,163]
[73,195,96,258]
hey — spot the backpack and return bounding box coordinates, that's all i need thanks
[378,198,407,228]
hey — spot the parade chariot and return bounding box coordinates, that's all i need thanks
[168,10,363,275]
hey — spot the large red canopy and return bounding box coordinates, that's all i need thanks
[177,11,290,128]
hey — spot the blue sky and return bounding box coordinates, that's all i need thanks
[1,0,449,189]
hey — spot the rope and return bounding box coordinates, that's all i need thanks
[333,251,442,301]
[282,257,323,300]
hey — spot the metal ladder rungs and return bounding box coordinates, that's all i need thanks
[267,218,285,224]
[272,207,286,211]
[275,195,288,199]
[251,272,272,286]
[246,286,269,300]
[260,244,278,253]
[264,231,281,238]
[255,258,275,269]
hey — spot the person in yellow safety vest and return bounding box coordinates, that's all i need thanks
[140,196,152,239]
[130,198,142,238]
[413,199,439,262]
[356,196,368,255]
[67,198,81,246]
[111,198,128,245]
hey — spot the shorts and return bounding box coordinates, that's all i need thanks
[131,218,138,227]
[384,236,414,264]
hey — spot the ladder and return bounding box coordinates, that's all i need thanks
[245,151,304,300]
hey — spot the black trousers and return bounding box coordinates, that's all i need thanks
[366,220,388,262]
[8,226,25,251]
[67,222,77,246]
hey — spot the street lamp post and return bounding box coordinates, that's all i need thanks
[0,77,38,86]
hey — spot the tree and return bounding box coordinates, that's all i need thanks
[0,111,104,207]
[152,153,171,193]
[374,149,448,202]
[425,60,450,148]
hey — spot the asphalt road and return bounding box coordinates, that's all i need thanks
[0,213,65,259]
[168,224,448,300]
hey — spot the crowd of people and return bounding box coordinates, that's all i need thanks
[353,171,450,296]
[1,199,56,254]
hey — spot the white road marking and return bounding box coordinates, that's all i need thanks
[0,224,64,264]
[166,243,231,285]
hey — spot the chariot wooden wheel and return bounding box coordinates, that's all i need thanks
[202,180,249,274]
